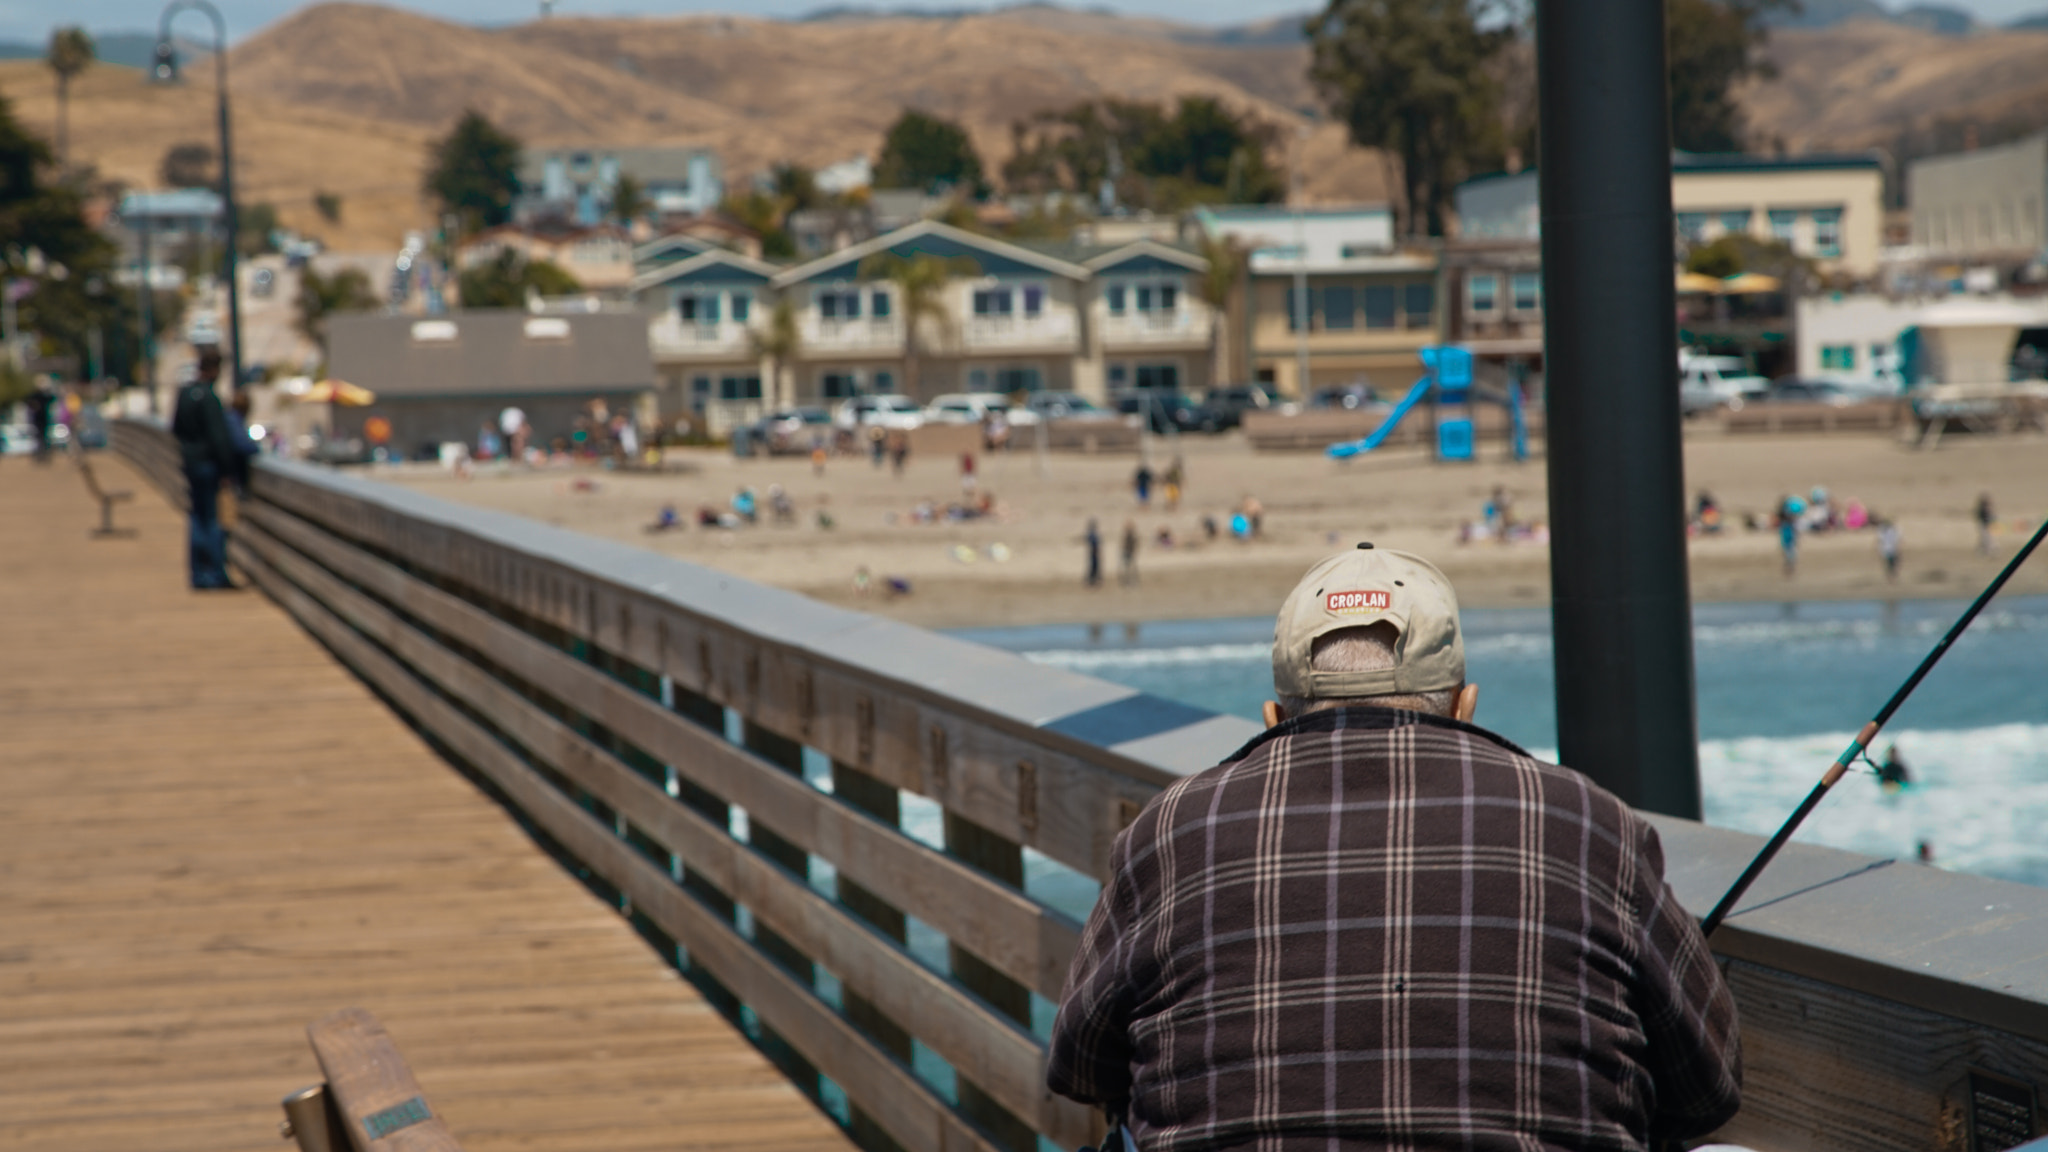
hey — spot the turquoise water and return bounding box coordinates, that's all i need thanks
[953,597,2048,889]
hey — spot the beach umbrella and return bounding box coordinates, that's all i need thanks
[1676,271,1723,294]
[302,379,377,406]
[1720,272,1782,294]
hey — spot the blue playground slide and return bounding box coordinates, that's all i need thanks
[1327,376,1432,459]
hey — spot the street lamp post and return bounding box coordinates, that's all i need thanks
[151,0,242,397]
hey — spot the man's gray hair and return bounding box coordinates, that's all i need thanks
[1278,622,1459,718]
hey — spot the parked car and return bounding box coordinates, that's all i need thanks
[1198,384,1273,431]
[1022,391,1116,421]
[1112,389,1204,433]
[834,394,924,431]
[1761,376,1860,406]
[923,392,1040,426]
[1679,355,1769,416]
[755,406,835,453]
[1307,384,1385,412]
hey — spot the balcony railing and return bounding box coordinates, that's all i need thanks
[961,313,1078,349]
[649,318,754,358]
[802,317,905,351]
[1101,310,1203,345]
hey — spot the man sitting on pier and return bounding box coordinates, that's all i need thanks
[1048,544,1741,1152]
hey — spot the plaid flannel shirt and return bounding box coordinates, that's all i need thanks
[1047,707,1741,1152]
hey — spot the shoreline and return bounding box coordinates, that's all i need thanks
[382,430,2048,633]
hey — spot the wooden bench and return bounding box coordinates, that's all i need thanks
[281,1009,462,1152]
[72,447,135,537]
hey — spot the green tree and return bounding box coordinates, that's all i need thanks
[314,190,343,225]
[721,188,795,258]
[859,250,978,399]
[610,173,649,225]
[875,110,986,197]
[45,27,93,170]
[159,142,216,189]
[294,265,379,354]
[1194,235,1244,386]
[0,94,125,382]
[1307,0,1512,237]
[748,297,801,408]
[456,249,580,309]
[424,110,523,232]
[1667,0,1786,153]
[1005,97,1282,209]
[237,201,280,256]
[770,162,821,211]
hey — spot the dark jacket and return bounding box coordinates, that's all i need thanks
[1048,706,1742,1152]
[171,382,238,473]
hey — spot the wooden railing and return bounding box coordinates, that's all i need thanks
[110,421,2048,1152]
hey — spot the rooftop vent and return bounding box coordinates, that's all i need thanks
[410,320,458,342]
[523,317,571,340]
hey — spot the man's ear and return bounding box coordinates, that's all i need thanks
[1262,701,1286,729]
[1454,683,1479,724]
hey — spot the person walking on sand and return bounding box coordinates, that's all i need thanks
[1118,520,1139,585]
[1162,456,1184,511]
[1976,492,1996,554]
[1133,460,1154,508]
[1084,519,1103,588]
[1878,518,1901,582]
[1778,496,1800,577]
[890,430,910,476]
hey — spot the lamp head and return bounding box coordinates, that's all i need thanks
[151,41,179,83]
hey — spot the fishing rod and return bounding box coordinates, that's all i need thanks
[1698,514,2048,938]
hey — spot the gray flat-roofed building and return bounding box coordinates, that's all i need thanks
[327,309,654,456]
[1909,134,2048,259]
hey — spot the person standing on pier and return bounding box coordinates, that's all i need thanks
[1049,545,1741,1152]
[170,348,239,590]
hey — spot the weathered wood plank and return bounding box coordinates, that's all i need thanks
[235,540,1000,1152]
[242,502,1084,1000]
[307,1008,463,1152]
[237,518,1098,1147]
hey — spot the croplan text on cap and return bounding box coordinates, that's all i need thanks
[1271,544,1466,700]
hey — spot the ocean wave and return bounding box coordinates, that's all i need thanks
[1023,643,1272,671]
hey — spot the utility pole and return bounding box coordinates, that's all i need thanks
[1291,124,1312,399]
[1537,0,1701,818]
[138,205,157,414]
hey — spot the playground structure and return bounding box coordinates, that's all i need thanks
[1327,345,1530,462]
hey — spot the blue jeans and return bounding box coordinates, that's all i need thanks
[184,462,230,588]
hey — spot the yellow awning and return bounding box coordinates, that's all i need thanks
[302,379,377,406]
[1720,272,1782,294]
[1676,271,1723,293]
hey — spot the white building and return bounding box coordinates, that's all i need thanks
[1908,133,2048,260]
[517,147,724,225]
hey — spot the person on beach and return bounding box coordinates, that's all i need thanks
[1133,461,1154,508]
[1878,518,1901,582]
[1976,493,1996,554]
[1049,544,1742,1152]
[1083,519,1103,588]
[1118,521,1139,585]
[1162,456,1184,511]
[889,431,910,477]
[170,348,239,590]
[1777,496,1800,577]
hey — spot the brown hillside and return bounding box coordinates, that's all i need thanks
[1741,19,2048,151]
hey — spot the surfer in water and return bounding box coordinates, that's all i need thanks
[1877,743,1912,793]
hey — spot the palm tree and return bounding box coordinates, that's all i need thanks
[749,297,801,408]
[1195,234,1244,388]
[46,28,94,171]
[859,251,978,398]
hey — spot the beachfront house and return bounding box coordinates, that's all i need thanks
[631,246,783,435]
[1193,204,1442,400]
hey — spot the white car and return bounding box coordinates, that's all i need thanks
[1679,355,1769,416]
[834,394,925,431]
[923,392,1041,425]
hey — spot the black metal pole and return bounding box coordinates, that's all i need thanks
[139,207,156,415]
[212,22,243,395]
[1536,0,1701,816]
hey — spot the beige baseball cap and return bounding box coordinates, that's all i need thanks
[1271,543,1466,700]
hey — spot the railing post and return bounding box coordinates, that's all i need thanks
[833,760,916,1152]
[742,718,823,1097]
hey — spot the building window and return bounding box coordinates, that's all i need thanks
[1820,345,1855,371]
[1469,274,1499,315]
[1153,285,1176,312]
[1136,364,1179,391]
[1404,282,1435,326]
[1364,285,1398,329]
[1107,285,1126,314]
[1022,284,1045,317]
[691,375,712,395]
[1768,210,1797,245]
[1718,210,1752,236]
[1322,286,1356,330]
[678,294,720,323]
[719,375,762,399]
[818,289,860,320]
[1135,285,1154,312]
[731,292,751,323]
[1813,208,1842,258]
[1676,212,1708,242]
[973,287,1014,316]
[1511,273,1542,313]
[822,372,859,398]
[870,290,891,319]
[996,366,1042,392]
[1109,364,1129,386]
[968,368,991,390]
[873,371,896,393]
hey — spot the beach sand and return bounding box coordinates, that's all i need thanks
[382,429,2048,630]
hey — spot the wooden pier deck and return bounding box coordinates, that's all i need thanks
[0,453,855,1152]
